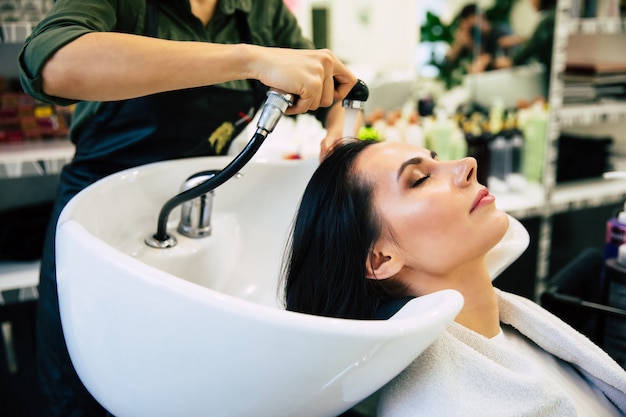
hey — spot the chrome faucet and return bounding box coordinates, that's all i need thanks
[177,170,219,238]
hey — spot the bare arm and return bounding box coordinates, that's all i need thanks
[42,32,357,115]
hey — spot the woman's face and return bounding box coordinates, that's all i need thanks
[354,142,509,279]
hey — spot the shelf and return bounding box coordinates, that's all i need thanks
[493,182,546,219]
[568,18,626,35]
[551,177,626,213]
[0,260,39,305]
[0,139,74,178]
[0,21,35,44]
[557,101,626,127]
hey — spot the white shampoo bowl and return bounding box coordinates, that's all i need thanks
[55,156,528,417]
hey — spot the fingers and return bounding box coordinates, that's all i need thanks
[264,48,356,115]
[319,135,353,162]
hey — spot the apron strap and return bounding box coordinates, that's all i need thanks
[145,0,160,38]
[233,10,267,108]
[234,9,253,44]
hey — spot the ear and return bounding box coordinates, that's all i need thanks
[365,240,404,280]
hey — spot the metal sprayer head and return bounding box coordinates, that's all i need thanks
[342,79,369,110]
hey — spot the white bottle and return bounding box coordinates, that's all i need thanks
[404,111,424,147]
[384,112,402,143]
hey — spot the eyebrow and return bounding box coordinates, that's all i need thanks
[397,150,438,180]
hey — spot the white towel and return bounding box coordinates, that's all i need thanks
[378,289,626,416]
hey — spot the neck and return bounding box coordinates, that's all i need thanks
[190,0,218,26]
[403,261,500,338]
[452,276,500,338]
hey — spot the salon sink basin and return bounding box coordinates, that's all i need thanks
[55,155,529,417]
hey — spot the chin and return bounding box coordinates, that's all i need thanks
[493,209,510,241]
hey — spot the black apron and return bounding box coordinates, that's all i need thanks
[37,4,266,416]
[72,4,267,177]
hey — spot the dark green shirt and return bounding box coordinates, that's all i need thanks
[18,0,314,132]
[511,9,555,74]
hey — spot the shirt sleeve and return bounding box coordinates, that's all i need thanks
[511,14,553,66]
[18,0,124,105]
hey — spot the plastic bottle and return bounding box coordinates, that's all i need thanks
[505,113,528,192]
[602,243,626,369]
[604,202,626,262]
[425,109,454,160]
[489,98,505,136]
[404,111,424,147]
[463,117,490,186]
[384,112,402,143]
[488,134,509,193]
[519,102,548,184]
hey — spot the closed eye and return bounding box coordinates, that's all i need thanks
[412,174,430,188]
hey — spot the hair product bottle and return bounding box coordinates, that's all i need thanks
[487,134,509,193]
[519,102,548,184]
[604,202,626,262]
[602,243,626,369]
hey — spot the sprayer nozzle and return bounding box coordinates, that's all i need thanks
[342,79,369,109]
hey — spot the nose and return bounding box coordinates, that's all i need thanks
[453,157,478,188]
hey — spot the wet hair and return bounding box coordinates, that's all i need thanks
[282,139,405,320]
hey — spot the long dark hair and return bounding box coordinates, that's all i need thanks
[282,139,400,319]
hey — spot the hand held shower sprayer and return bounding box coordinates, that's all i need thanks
[146,80,368,248]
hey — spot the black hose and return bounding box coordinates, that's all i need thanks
[149,80,369,245]
[152,131,268,242]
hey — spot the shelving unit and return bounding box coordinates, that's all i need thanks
[1,0,67,302]
[0,139,73,304]
[0,139,73,178]
[534,0,626,297]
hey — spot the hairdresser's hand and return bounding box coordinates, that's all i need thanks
[320,134,348,161]
[318,102,363,160]
[249,47,357,115]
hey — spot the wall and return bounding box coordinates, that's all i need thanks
[294,0,419,78]
[293,0,541,82]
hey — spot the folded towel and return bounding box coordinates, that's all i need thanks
[378,289,626,416]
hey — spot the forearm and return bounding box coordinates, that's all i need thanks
[319,101,367,159]
[40,31,355,114]
[42,32,255,101]
[323,102,345,138]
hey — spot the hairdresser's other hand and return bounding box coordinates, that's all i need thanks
[320,132,344,161]
[318,102,363,160]
[249,47,357,115]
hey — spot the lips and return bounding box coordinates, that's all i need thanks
[471,188,495,212]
